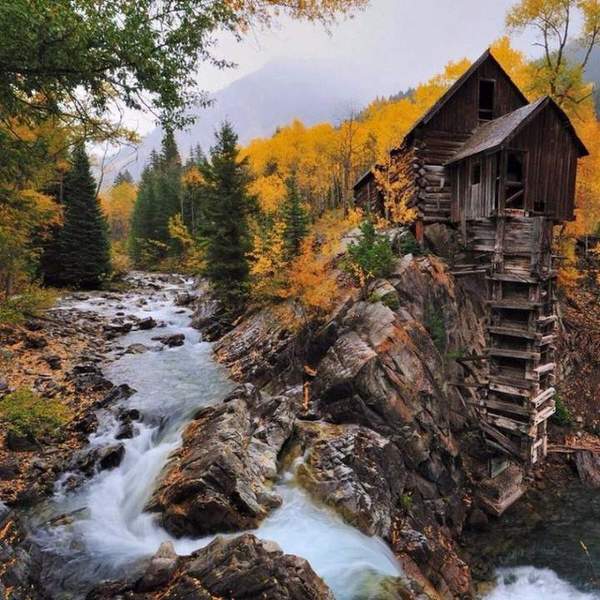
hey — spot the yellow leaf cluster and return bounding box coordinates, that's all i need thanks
[167,214,205,274]
[102,181,137,242]
[285,235,340,315]
[249,218,288,299]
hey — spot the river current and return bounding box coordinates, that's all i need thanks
[30,274,600,599]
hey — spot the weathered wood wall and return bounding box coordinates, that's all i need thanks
[509,104,579,221]
[452,153,498,221]
[426,59,526,134]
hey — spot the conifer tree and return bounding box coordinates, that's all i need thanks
[281,174,309,260]
[201,122,252,314]
[58,145,111,288]
[128,131,182,266]
[128,165,157,264]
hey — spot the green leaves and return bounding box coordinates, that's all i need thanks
[0,0,236,133]
[201,122,252,314]
[281,174,309,260]
[344,220,394,291]
[128,130,183,267]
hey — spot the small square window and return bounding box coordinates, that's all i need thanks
[471,162,481,185]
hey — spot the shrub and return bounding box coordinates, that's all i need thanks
[552,394,573,427]
[344,220,395,293]
[0,285,57,325]
[424,302,447,353]
[400,493,413,512]
[0,388,68,442]
[398,231,422,256]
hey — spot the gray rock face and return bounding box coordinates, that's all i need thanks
[147,385,296,537]
[88,534,334,600]
[208,254,484,598]
[213,302,303,384]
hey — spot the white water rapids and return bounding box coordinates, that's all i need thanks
[32,275,600,599]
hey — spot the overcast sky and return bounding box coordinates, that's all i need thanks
[126,0,537,135]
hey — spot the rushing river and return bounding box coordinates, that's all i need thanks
[30,274,599,599]
[32,275,400,599]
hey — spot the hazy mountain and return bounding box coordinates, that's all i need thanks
[106,58,378,184]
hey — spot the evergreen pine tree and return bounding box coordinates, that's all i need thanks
[128,164,157,265]
[128,131,182,266]
[281,174,309,260]
[58,145,112,288]
[201,122,251,314]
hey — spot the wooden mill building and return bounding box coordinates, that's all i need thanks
[354,49,588,465]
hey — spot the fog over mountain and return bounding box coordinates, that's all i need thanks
[106,58,380,184]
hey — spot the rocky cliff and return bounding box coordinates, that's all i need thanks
[174,250,494,598]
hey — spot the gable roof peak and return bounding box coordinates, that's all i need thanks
[404,48,528,139]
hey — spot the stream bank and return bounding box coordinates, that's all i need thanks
[1,273,409,600]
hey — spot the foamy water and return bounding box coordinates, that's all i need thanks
[484,567,600,600]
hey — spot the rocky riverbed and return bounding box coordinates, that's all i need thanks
[1,266,600,600]
[0,273,407,600]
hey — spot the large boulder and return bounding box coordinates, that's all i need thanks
[213,302,303,384]
[146,385,296,537]
[294,421,406,537]
[88,534,334,600]
[575,451,600,488]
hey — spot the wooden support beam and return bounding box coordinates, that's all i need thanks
[487,272,538,284]
[532,402,556,427]
[451,268,487,276]
[487,326,537,340]
[486,413,530,435]
[537,314,558,326]
[489,381,533,398]
[489,299,543,310]
[533,362,555,376]
[531,386,556,407]
[489,375,535,390]
[481,422,522,457]
[489,347,541,361]
[476,398,530,417]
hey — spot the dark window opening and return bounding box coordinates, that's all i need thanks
[505,151,525,210]
[471,161,481,185]
[479,79,495,121]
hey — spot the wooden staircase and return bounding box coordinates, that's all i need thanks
[471,216,557,464]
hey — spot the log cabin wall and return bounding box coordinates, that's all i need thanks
[353,171,384,215]
[411,130,471,223]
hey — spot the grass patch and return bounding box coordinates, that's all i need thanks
[0,388,68,442]
[424,302,447,354]
[0,285,57,325]
[398,231,422,256]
